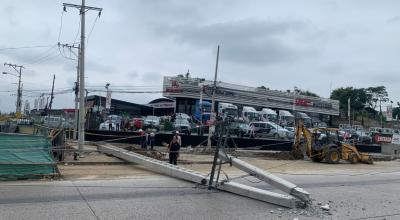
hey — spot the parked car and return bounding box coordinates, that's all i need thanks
[99,120,115,131]
[173,118,191,135]
[42,116,67,128]
[285,127,295,139]
[175,113,191,121]
[129,117,144,131]
[354,129,372,144]
[16,119,33,125]
[250,121,289,139]
[144,116,161,131]
[229,121,252,137]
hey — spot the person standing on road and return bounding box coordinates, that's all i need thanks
[149,132,155,151]
[168,136,180,165]
[139,129,147,149]
[108,120,113,131]
[174,131,182,146]
[250,123,255,138]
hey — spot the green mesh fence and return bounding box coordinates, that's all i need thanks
[0,133,56,180]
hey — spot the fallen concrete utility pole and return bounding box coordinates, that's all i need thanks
[97,144,310,208]
[218,151,310,204]
[218,181,299,208]
[97,144,208,185]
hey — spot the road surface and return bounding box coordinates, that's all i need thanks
[1,168,400,220]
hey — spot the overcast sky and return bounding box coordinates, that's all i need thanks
[1,0,399,113]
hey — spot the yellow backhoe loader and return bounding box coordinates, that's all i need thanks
[292,121,373,164]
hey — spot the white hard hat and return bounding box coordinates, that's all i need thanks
[138,129,143,132]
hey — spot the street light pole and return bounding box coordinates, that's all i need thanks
[3,63,24,116]
[16,67,22,115]
[105,83,110,114]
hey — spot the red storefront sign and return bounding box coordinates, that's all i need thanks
[373,134,393,144]
[165,79,183,93]
[295,98,312,107]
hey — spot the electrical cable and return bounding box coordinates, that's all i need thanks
[57,10,65,43]
[73,16,81,44]
[28,47,61,65]
[23,44,58,64]
[0,44,55,51]
[86,15,99,46]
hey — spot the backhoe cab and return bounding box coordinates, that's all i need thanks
[292,120,373,164]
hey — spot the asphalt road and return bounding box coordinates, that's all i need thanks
[1,171,400,220]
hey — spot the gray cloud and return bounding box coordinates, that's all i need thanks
[86,60,117,75]
[127,71,139,78]
[1,0,400,112]
[141,72,163,83]
[154,19,312,65]
[388,16,400,23]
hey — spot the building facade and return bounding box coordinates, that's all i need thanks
[163,75,339,121]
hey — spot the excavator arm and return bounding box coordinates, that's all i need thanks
[292,120,312,159]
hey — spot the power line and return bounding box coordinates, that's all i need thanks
[27,47,61,65]
[87,89,162,94]
[57,10,65,43]
[0,44,55,51]
[23,44,58,64]
[73,17,81,44]
[57,43,79,61]
[86,85,161,88]
[86,14,99,46]
[29,51,61,66]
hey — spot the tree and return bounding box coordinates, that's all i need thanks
[366,86,389,110]
[393,102,400,120]
[258,85,267,89]
[330,87,370,113]
[298,90,319,97]
[292,88,319,97]
[393,107,400,120]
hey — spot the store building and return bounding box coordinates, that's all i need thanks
[162,75,339,122]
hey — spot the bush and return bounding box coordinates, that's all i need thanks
[164,121,173,131]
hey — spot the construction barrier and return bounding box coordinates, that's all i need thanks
[85,130,381,153]
[0,133,57,180]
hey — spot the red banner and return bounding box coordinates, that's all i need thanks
[295,98,312,107]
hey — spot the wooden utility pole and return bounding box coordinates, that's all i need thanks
[48,74,56,115]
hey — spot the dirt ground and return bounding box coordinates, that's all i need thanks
[58,144,400,180]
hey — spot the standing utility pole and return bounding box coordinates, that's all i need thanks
[207,45,220,148]
[199,83,204,135]
[348,98,351,126]
[63,1,102,153]
[3,63,24,115]
[48,74,56,115]
[58,43,80,139]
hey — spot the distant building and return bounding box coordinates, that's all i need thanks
[85,95,153,129]
[163,75,339,123]
[147,98,175,116]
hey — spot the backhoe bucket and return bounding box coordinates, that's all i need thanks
[360,154,374,164]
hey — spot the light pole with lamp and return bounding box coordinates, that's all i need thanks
[105,83,110,115]
[3,63,24,116]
